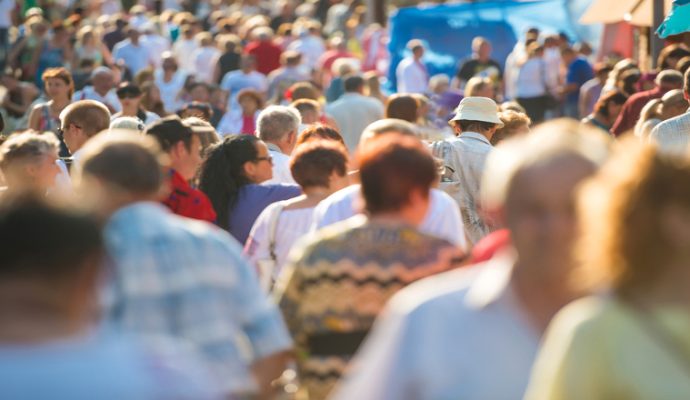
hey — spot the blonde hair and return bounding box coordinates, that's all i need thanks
[575,140,690,295]
[464,77,493,97]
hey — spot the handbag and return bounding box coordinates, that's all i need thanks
[256,202,286,292]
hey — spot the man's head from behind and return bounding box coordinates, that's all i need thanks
[59,100,111,153]
[481,119,611,280]
[656,69,684,92]
[0,132,61,193]
[257,105,301,155]
[358,134,437,226]
[343,74,365,94]
[74,132,168,216]
[145,116,202,181]
[0,196,103,339]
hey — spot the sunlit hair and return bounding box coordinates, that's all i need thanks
[575,140,690,295]
[358,134,436,214]
[384,94,419,123]
[290,140,348,189]
[481,119,611,213]
[296,124,344,147]
[0,131,59,185]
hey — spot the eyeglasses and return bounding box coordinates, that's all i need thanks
[254,156,273,165]
[57,123,81,138]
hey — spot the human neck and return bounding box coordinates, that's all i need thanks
[369,210,418,227]
[122,105,138,116]
[511,261,577,335]
[0,285,89,344]
[51,97,70,110]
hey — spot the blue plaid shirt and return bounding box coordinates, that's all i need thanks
[102,202,292,396]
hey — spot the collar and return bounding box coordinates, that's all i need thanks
[265,142,283,154]
[169,169,190,190]
[465,249,517,309]
[459,131,492,145]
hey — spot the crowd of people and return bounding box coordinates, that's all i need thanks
[2,0,690,399]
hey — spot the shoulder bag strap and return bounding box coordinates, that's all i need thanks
[267,202,287,263]
[622,296,690,378]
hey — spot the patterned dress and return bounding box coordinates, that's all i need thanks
[275,217,466,399]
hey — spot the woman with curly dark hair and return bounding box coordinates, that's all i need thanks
[198,134,300,244]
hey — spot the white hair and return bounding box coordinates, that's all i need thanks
[257,106,301,142]
[109,117,145,133]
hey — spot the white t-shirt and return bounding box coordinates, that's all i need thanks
[312,184,468,250]
[264,149,296,185]
[154,69,187,114]
[173,39,198,72]
[192,47,221,84]
[244,204,315,283]
[396,57,429,94]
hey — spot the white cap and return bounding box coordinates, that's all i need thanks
[450,97,504,128]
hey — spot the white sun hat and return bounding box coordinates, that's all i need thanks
[449,97,504,128]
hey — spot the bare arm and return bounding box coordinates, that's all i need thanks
[27,105,41,130]
[251,350,293,400]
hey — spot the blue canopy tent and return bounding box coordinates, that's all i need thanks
[387,0,600,91]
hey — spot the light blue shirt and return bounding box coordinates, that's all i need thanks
[112,40,153,75]
[332,253,540,400]
[103,202,292,395]
[0,329,221,399]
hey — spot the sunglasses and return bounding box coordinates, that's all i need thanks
[117,91,141,99]
[56,123,81,138]
[254,156,273,165]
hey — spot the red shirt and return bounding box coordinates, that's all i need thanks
[611,86,666,136]
[241,114,255,135]
[163,169,217,223]
[244,40,282,75]
[471,229,512,264]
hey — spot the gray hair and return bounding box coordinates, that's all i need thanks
[481,119,612,211]
[0,131,59,171]
[109,116,145,132]
[257,105,301,142]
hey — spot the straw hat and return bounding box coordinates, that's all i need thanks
[449,97,504,128]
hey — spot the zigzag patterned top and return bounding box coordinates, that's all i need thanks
[275,217,466,399]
